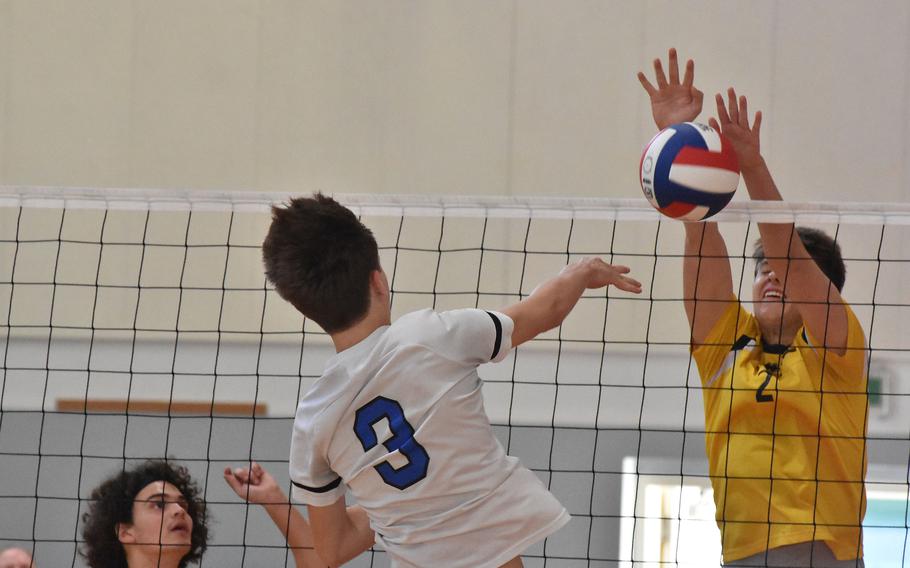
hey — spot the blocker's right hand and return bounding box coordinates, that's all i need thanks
[638,48,703,130]
[564,257,642,294]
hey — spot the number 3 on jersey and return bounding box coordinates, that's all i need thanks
[354,396,430,490]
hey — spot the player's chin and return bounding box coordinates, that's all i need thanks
[754,302,784,324]
[162,531,193,550]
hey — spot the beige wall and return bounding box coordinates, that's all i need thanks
[1,0,908,201]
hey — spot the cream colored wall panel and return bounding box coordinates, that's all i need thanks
[770,1,910,202]
[129,0,260,190]
[511,1,646,198]
[3,0,132,186]
[256,1,512,196]
[0,1,10,180]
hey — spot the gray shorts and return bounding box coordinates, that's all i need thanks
[724,541,864,568]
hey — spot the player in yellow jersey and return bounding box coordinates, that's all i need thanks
[639,50,867,567]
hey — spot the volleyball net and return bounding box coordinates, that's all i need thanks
[1,187,910,567]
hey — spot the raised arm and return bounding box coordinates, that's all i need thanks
[684,223,734,344]
[501,257,641,347]
[224,463,333,568]
[640,50,733,344]
[710,88,849,353]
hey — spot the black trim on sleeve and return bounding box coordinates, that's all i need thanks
[485,311,503,360]
[731,334,754,352]
[291,477,342,493]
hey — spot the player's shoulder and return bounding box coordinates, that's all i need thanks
[702,296,759,345]
[295,362,352,426]
[392,308,489,335]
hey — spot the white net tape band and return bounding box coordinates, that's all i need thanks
[2,185,910,224]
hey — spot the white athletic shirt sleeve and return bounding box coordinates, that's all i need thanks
[289,388,347,506]
[420,308,514,366]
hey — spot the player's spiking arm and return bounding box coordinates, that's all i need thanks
[709,88,849,354]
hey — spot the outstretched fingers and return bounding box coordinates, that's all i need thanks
[716,89,762,134]
[667,48,680,85]
[637,71,657,96]
[752,110,763,136]
[715,93,731,125]
[726,88,739,124]
[653,57,668,88]
[616,274,643,294]
[604,264,641,293]
[682,58,695,89]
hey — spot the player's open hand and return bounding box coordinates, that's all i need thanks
[709,87,763,171]
[568,257,642,294]
[224,462,285,506]
[638,48,703,130]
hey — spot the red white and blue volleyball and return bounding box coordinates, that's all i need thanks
[639,122,740,221]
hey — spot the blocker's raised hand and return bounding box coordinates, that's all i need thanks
[709,87,763,170]
[638,48,704,130]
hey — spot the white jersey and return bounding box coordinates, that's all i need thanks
[290,308,569,568]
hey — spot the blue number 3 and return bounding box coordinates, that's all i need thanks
[354,396,430,490]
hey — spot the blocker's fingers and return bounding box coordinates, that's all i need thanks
[668,48,680,84]
[682,58,695,88]
[638,72,657,96]
[653,58,668,88]
[752,110,763,136]
[708,117,721,132]
[715,93,730,124]
[738,95,749,127]
[727,88,739,123]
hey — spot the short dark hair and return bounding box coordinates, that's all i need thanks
[262,193,381,333]
[81,460,208,568]
[752,226,846,292]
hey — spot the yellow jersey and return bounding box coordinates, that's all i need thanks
[692,296,868,562]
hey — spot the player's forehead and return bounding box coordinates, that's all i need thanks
[135,480,186,502]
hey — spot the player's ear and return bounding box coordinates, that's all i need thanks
[116,522,135,544]
[369,269,389,299]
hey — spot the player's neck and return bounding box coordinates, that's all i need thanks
[124,548,182,568]
[331,307,391,353]
[758,319,799,347]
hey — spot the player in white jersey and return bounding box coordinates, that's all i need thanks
[262,194,642,567]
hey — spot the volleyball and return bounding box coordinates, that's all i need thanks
[639,121,740,221]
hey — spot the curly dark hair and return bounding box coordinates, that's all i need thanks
[262,193,381,333]
[80,460,209,568]
[752,226,846,292]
